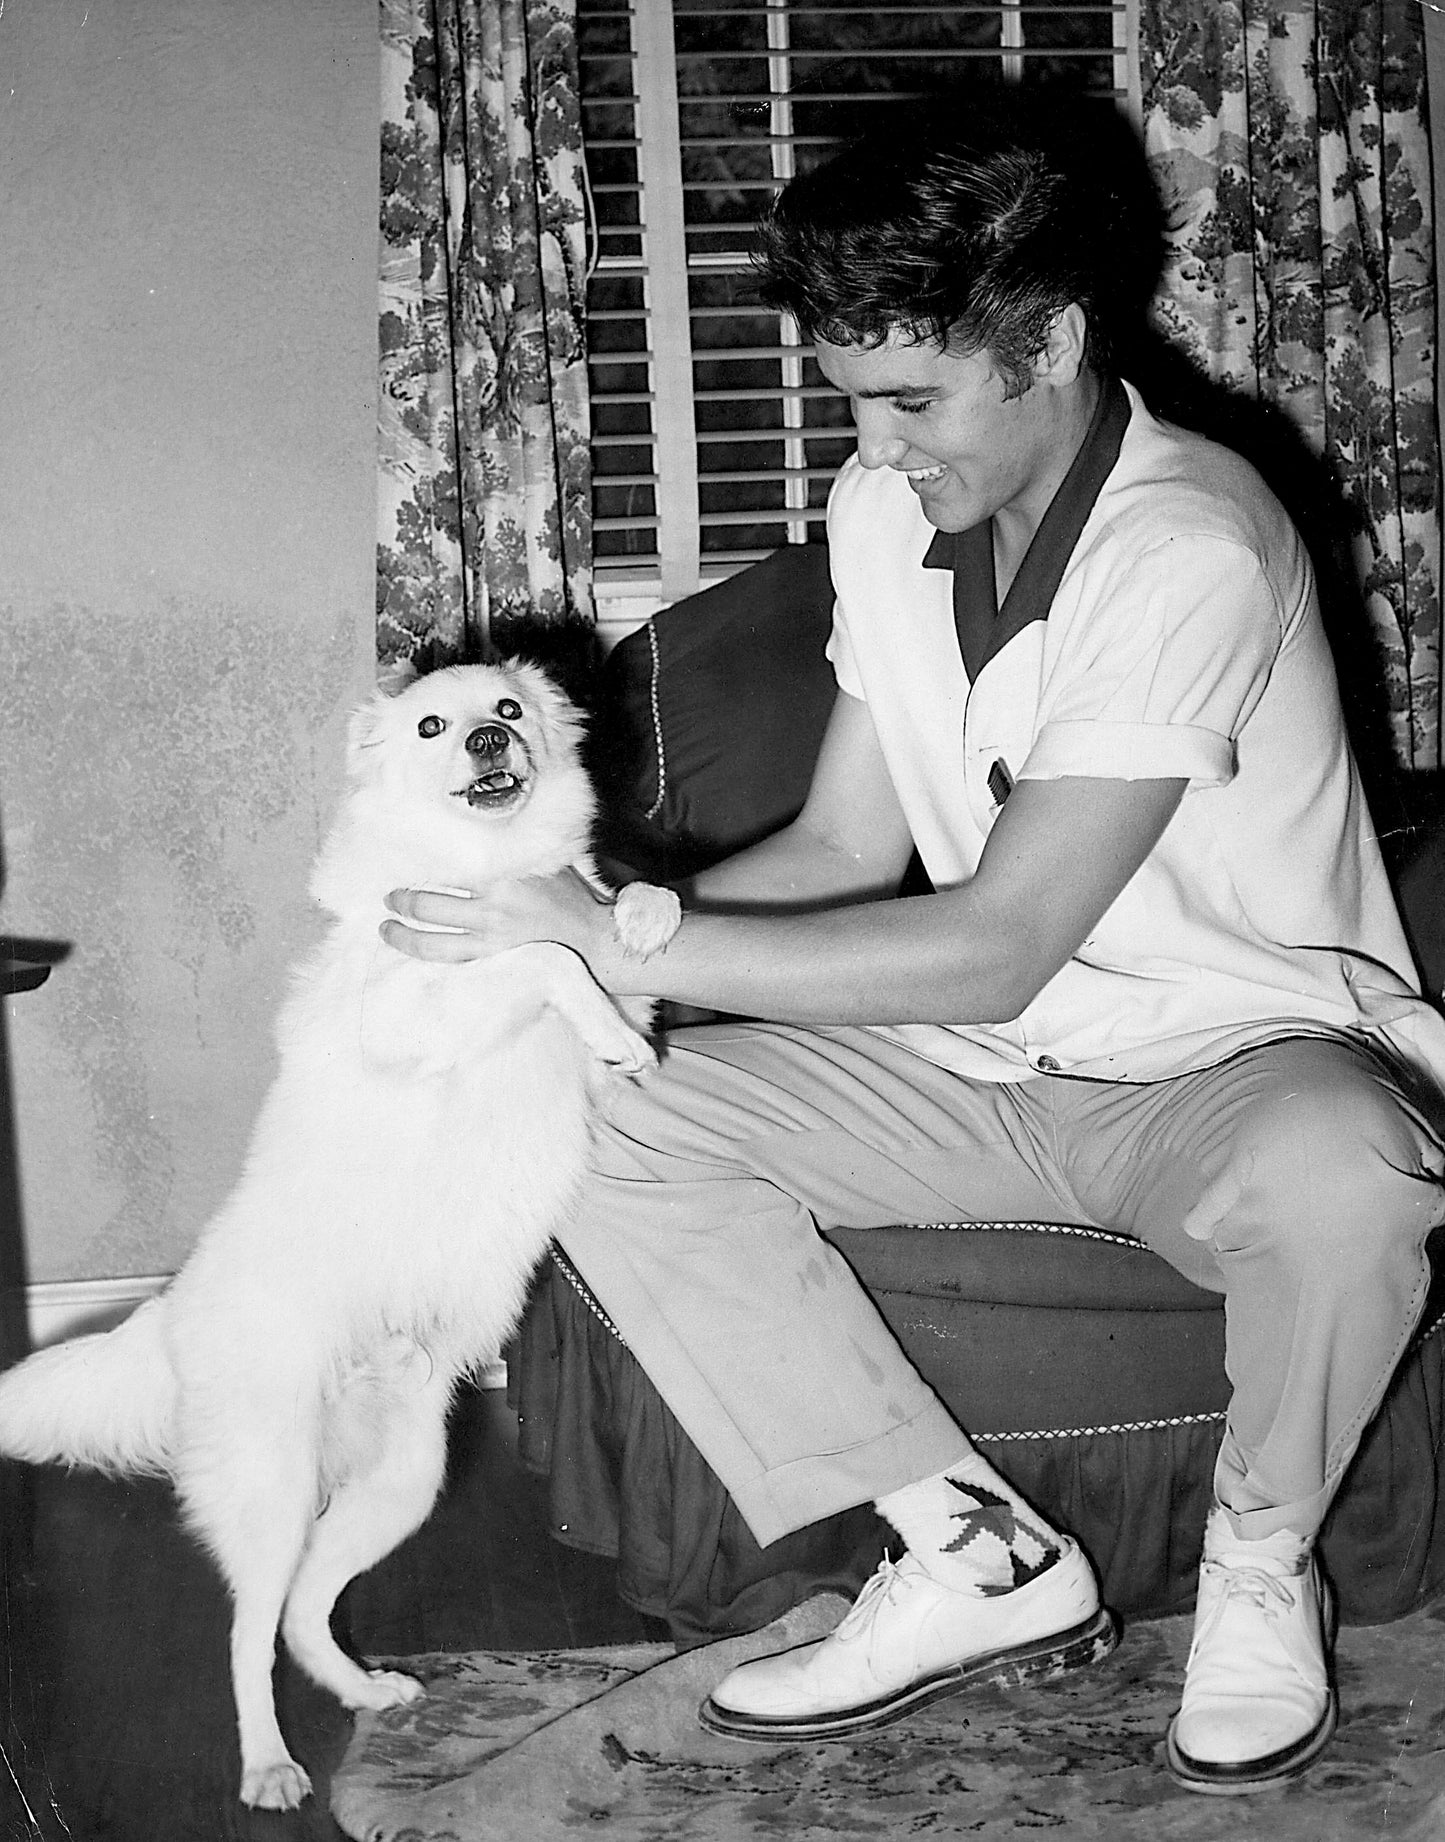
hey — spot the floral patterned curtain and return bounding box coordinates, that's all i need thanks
[378,0,592,668]
[1141,0,1441,771]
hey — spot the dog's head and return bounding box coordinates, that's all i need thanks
[351,660,582,816]
[315,660,596,914]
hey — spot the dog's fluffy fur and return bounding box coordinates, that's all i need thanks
[0,660,678,1809]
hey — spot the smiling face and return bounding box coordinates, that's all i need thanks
[813,312,1099,553]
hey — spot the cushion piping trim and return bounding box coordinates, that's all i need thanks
[973,1410,1227,1442]
[644,620,667,822]
[858,1220,1142,1246]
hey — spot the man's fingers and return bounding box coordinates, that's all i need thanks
[385,886,476,927]
[378,917,484,962]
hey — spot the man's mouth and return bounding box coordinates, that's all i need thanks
[902,464,948,485]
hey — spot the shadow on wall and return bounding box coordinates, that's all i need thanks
[1089,103,1434,852]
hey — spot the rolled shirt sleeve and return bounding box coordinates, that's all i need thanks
[1019,534,1286,789]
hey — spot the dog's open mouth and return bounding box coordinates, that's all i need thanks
[445,715,534,812]
[457,769,526,809]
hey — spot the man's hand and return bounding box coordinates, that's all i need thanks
[380,869,619,974]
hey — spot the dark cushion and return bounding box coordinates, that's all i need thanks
[592,544,836,882]
[1392,768,1445,1000]
[832,1223,1228,1436]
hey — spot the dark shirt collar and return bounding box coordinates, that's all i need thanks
[921,375,1131,681]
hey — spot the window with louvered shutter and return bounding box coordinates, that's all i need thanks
[579,0,1141,626]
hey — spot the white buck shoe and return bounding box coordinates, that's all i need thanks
[699,1539,1117,1742]
[1166,1510,1336,1794]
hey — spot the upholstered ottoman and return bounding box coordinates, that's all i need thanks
[514,1222,1445,1643]
[513,544,1445,1646]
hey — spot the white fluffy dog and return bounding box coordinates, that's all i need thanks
[0,660,679,1809]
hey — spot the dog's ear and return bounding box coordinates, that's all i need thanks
[345,690,394,781]
[344,661,419,781]
[376,658,419,699]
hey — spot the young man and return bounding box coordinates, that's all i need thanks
[383,101,1445,1794]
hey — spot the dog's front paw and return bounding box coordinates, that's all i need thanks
[609,1033,658,1078]
[240,1754,313,1810]
[613,882,682,960]
[582,1009,658,1078]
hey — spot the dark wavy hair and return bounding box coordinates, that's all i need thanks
[754,89,1153,398]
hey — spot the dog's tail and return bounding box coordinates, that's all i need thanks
[0,1294,176,1476]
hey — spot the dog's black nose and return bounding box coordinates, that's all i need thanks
[465,723,511,758]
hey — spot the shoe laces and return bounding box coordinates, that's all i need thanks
[1212,1552,1296,1596]
[835,1555,910,1641]
[1193,1555,1297,1648]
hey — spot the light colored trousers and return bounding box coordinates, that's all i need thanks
[557,1025,1445,1549]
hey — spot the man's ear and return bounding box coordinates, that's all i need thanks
[1036,303,1089,387]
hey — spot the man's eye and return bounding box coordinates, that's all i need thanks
[895,399,933,415]
[417,715,447,739]
[497,699,522,720]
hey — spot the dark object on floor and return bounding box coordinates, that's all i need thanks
[516,543,1445,1648]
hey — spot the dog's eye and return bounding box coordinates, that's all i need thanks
[417,715,447,739]
[497,699,522,721]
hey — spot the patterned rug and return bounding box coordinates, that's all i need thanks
[331,1596,1445,1841]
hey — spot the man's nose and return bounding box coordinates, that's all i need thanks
[853,401,910,471]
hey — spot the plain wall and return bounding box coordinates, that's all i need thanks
[0,0,379,1284]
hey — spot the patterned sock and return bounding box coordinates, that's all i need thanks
[876,1455,1062,1596]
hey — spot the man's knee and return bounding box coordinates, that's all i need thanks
[1187,1049,1445,1268]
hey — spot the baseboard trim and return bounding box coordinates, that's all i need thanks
[20,1277,509,1386]
[26,1274,170,1349]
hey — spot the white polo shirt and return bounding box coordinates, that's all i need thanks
[826,379,1445,1087]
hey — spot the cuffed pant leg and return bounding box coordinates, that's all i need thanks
[558,1024,1080,1547]
[1063,1038,1445,1541]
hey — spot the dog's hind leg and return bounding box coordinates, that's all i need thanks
[232,1548,317,1810]
[279,1348,452,1712]
[200,1460,323,1808]
[172,1375,328,1810]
